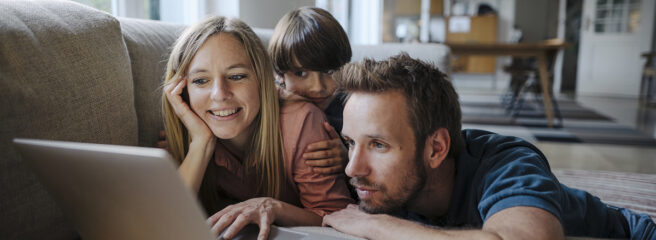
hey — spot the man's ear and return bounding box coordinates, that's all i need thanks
[424,128,450,169]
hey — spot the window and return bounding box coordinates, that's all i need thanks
[594,0,641,33]
[70,0,160,20]
[71,0,112,13]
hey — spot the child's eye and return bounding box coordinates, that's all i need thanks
[228,74,247,81]
[294,71,307,77]
[192,78,208,85]
[344,139,354,149]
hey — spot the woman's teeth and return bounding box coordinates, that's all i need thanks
[212,108,239,117]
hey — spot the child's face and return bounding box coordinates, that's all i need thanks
[279,68,337,110]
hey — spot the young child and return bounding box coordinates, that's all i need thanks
[268,7,352,174]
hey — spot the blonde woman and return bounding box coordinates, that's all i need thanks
[162,16,352,239]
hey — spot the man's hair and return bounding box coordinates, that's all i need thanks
[336,53,464,158]
[268,7,351,75]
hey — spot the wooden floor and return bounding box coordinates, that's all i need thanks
[457,88,656,174]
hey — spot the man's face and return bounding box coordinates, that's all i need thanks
[342,90,426,214]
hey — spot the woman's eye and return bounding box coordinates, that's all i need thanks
[323,69,335,75]
[192,78,208,85]
[294,71,307,77]
[229,74,247,80]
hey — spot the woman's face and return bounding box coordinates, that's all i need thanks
[279,66,337,111]
[186,33,260,144]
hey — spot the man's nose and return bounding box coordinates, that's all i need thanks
[345,146,370,178]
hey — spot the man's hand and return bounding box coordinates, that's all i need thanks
[304,122,348,174]
[207,197,281,240]
[322,204,377,238]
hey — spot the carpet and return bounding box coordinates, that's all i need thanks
[461,98,656,147]
[553,169,656,220]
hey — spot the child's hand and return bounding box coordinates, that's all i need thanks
[303,122,348,174]
[156,130,168,150]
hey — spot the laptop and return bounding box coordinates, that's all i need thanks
[13,138,348,240]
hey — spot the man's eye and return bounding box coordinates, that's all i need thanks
[192,78,208,85]
[323,69,335,75]
[229,74,247,80]
[294,71,307,77]
[373,141,386,149]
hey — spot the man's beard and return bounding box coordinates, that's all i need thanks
[352,146,427,214]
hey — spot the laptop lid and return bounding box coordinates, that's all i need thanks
[13,138,215,240]
[13,138,351,240]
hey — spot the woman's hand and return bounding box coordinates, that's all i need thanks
[164,76,214,143]
[303,122,348,174]
[207,197,281,240]
[165,76,216,193]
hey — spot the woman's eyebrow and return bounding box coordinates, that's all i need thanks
[227,63,250,70]
[188,69,207,75]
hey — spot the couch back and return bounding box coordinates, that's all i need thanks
[352,43,452,76]
[0,1,140,239]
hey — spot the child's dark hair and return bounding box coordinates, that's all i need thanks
[269,7,351,75]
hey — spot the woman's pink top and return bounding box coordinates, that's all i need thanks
[213,101,353,216]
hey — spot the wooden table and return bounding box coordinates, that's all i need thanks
[446,40,570,127]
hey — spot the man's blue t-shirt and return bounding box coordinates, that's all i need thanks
[401,129,653,238]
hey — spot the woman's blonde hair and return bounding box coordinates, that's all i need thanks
[161,16,284,213]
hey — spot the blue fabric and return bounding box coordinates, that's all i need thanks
[619,207,656,239]
[415,129,655,238]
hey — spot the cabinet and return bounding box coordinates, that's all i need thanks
[446,14,498,73]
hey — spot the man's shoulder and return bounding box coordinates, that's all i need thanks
[460,129,542,159]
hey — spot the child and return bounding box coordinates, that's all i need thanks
[268,7,352,174]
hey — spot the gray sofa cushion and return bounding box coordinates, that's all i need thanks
[119,18,185,147]
[0,1,138,239]
[351,43,452,76]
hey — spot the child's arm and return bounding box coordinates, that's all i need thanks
[303,122,348,174]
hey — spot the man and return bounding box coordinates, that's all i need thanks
[322,53,655,239]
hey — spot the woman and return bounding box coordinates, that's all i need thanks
[161,16,352,239]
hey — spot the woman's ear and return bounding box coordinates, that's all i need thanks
[423,128,451,169]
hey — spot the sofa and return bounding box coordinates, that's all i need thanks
[0,1,451,239]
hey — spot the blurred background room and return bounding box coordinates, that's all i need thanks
[73,0,656,179]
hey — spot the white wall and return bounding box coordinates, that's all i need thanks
[206,0,239,19]
[514,0,559,42]
[239,0,315,28]
[160,0,202,24]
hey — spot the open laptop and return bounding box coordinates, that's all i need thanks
[13,138,347,240]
